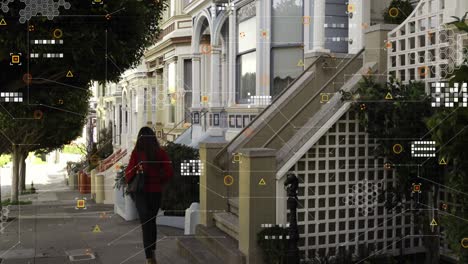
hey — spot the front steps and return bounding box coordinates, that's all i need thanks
[178,198,245,264]
[213,212,239,240]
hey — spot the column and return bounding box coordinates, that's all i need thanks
[238,148,277,264]
[199,142,228,227]
[312,0,330,53]
[228,9,237,106]
[192,54,201,108]
[348,0,370,54]
[210,47,222,108]
[221,53,228,106]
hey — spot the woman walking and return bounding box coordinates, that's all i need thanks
[125,127,174,264]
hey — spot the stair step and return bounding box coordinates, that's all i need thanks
[228,198,239,216]
[177,236,223,264]
[195,225,245,264]
[213,212,239,241]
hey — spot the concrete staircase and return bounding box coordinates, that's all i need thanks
[178,198,245,264]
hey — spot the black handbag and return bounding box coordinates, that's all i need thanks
[127,152,145,194]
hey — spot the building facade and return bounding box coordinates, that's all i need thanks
[181,0,394,147]
[185,1,468,263]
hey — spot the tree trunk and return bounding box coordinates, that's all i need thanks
[19,152,27,192]
[10,146,21,203]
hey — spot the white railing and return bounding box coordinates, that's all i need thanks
[387,0,450,89]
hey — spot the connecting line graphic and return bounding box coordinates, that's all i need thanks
[30,78,89,91]
[0,241,20,259]
[420,123,468,166]
[0,104,36,120]
[420,107,461,139]
[355,235,441,264]
[338,208,437,251]
[418,202,468,224]
[417,175,468,197]
[119,236,168,264]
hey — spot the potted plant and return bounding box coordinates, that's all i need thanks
[113,165,138,221]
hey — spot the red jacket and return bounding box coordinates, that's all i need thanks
[125,148,174,192]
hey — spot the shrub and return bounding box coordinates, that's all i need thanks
[160,142,199,216]
[257,226,289,264]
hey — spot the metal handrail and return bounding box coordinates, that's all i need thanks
[261,48,365,148]
[163,111,193,138]
[213,55,325,169]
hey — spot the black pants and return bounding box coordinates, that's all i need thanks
[134,192,162,259]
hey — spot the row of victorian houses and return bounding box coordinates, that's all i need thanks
[90,0,468,263]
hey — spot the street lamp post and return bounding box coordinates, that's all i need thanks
[284,173,300,264]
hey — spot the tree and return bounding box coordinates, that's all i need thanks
[0,0,167,202]
[383,0,414,25]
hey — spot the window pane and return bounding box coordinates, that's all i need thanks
[272,47,303,97]
[272,0,303,44]
[184,60,192,122]
[238,16,256,53]
[237,51,256,104]
[168,62,176,93]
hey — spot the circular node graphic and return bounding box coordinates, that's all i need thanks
[34,110,43,120]
[388,7,399,18]
[52,28,63,39]
[224,175,234,186]
[392,144,403,154]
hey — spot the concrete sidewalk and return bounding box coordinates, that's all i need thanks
[0,188,189,264]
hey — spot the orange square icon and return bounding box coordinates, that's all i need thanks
[11,55,20,64]
[347,4,355,13]
[202,96,209,103]
[302,16,311,25]
[76,199,86,209]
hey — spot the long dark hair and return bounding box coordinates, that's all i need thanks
[135,127,160,161]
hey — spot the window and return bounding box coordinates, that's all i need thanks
[168,62,176,123]
[143,88,148,113]
[183,59,193,123]
[236,2,256,104]
[151,87,156,113]
[271,0,303,98]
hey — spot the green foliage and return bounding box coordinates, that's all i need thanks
[448,12,468,32]
[0,0,167,184]
[352,77,442,259]
[383,0,414,24]
[62,144,86,155]
[0,0,167,85]
[0,155,10,167]
[1,199,32,206]
[114,164,127,195]
[257,226,289,264]
[425,60,468,262]
[160,142,199,216]
[96,127,114,159]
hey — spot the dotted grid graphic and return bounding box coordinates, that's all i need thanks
[0,92,23,102]
[431,82,468,108]
[180,160,203,176]
[411,141,436,157]
[343,179,383,217]
[1,0,71,23]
